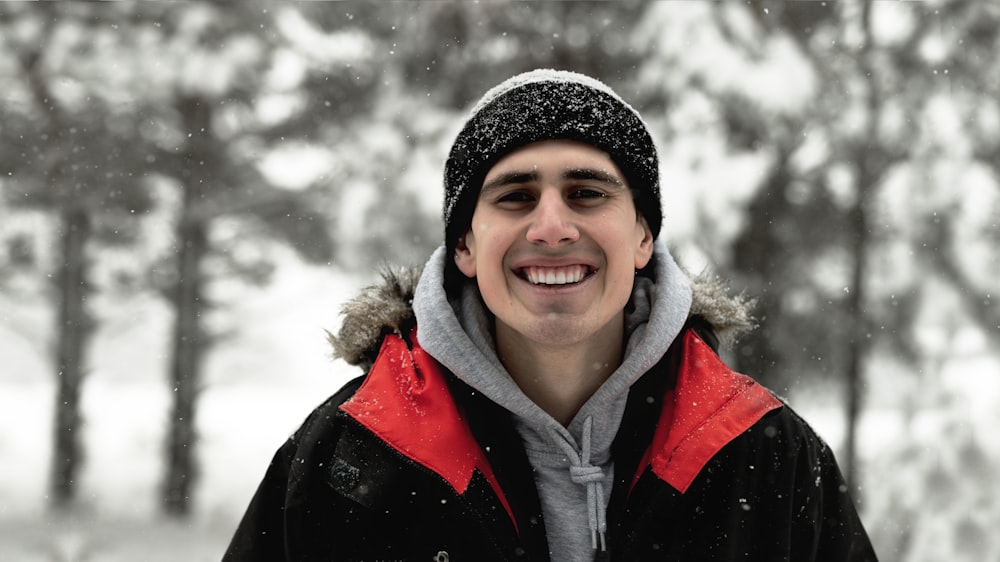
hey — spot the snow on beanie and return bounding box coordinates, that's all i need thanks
[443,69,662,266]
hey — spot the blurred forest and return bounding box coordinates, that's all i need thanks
[0,1,998,561]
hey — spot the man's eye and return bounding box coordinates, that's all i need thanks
[497,191,534,204]
[569,188,606,200]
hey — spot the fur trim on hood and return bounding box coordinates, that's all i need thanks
[328,265,755,371]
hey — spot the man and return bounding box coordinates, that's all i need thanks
[223,69,877,561]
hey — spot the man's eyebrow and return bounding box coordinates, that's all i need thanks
[480,167,626,196]
[481,171,539,195]
[563,168,625,187]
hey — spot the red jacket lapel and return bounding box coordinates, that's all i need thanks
[339,327,516,529]
[637,329,783,494]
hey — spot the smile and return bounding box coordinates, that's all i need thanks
[519,265,593,286]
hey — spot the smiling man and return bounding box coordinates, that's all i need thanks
[224,70,877,561]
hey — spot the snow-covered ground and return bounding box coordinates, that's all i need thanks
[0,260,367,560]
[0,376,358,561]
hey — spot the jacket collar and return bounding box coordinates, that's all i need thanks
[339,324,782,533]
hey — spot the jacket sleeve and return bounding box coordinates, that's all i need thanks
[809,432,878,562]
[778,406,877,562]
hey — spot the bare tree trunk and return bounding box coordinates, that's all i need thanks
[10,9,94,512]
[50,207,91,510]
[842,0,878,492]
[843,199,869,490]
[162,211,207,516]
[162,96,211,517]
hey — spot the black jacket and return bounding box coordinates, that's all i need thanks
[223,321,877,561]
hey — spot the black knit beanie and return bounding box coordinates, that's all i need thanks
[443,69,661,273]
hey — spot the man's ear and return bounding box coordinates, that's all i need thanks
[454,231,477,278]
[634,215,654,270]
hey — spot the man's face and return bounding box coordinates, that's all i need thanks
[454,139,654,350]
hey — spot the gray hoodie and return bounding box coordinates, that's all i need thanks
[412,239,693,561]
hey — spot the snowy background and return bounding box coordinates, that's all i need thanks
[1,2,999,561]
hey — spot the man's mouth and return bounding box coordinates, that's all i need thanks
[519,265,593,286]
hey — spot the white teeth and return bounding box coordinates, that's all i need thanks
[524,266,588,285]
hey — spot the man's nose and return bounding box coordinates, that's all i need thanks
[526,191,579,246]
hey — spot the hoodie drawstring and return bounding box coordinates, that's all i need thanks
[552,416,607,551]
